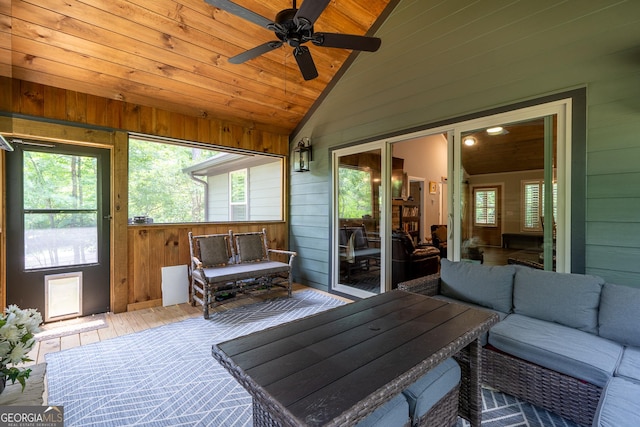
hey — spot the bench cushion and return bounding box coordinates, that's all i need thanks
[489,314,623,387]
[201,261,289,284]
[592,377,640,427]
[440,259,515,313]
[402,357,460,424]
[599,282,640,347]
[354,393,409,427]
[513,267,603,334]
[616,346,640,383]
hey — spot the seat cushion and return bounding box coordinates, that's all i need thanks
[599,282,640,347]
[402,358,460,423]
[592,377,640,427]
[440,259,515,313]
[616,346,640,383]
[489,314,623,387]
[513,267,603,334]
[354,393,409,427]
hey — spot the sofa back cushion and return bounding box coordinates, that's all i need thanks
[599,282,640,347]
[440,259,515,313]
[513,267,603,334]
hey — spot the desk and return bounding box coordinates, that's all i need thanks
[212,290,498,427]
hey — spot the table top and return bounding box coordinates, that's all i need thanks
[212,290,498,427]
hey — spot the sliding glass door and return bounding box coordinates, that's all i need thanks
[453,102,568,271]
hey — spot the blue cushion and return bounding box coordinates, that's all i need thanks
[599,283,640,347]
[616,346,640,383]
[489,314,623,387]
[440,259,515,313]
[593,377,640,427]
[513,267,603,333]
[402,358,460,424]
[354,393,409,427]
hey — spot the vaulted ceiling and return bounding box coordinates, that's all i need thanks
[3,0,393,135]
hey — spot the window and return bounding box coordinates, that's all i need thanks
[338,166,373,218]
[474,188,497,226]
[128,136,283,223]
[522,180,557,231]
[229,169,247,221]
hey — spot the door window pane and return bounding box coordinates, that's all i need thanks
[24,213,98,269]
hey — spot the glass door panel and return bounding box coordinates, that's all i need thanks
[459,116,557,269]
[332,145,384,297]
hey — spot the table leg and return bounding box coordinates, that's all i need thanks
[454,338,482,427]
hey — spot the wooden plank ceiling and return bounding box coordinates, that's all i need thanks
[4,0,392,134]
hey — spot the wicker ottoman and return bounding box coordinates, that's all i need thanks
[402,358,461,427]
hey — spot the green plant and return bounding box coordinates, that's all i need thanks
[0,305,42,391]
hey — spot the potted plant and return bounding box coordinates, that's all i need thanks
[0,305,42,392]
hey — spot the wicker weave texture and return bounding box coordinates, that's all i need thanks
[397,273,440,296]
[416,384,460,427]
[482,347,601,427]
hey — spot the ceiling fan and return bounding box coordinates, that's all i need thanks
[205,0,382,80]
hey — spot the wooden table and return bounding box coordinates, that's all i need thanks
[212,290,498,427]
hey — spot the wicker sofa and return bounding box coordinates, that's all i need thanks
[398,259,640,427]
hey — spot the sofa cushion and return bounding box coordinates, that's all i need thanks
[440,259,515,313]
[592,377,640,427]
[513,267,604,334]
[616,346,640,383]
[599,282,640,347]
[488,314,623,387]
[402,358,460,425]
[354,393,409,427]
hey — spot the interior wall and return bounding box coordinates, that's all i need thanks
[392,134,448,239]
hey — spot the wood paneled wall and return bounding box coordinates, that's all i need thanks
[1,77,290,313]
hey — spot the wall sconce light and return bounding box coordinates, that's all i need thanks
[293,137,312,172]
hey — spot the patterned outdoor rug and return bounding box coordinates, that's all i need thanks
[46,290,580,427]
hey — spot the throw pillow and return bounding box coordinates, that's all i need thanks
[198,235,231,267]
[440,259,515,313]
[599,282,640,347]
[235,234,266,262]
[513,267,603,334]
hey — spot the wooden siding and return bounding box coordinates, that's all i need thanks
[289,0,640,288]
[0,77,289,311]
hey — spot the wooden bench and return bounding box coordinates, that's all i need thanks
[188,229,296,319]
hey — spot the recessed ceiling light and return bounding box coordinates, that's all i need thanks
[463,137,476,146]
[486,126,504,135]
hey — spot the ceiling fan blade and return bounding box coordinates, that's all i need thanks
[294,0,331,28]
[313,33,382,52]
[229,41,282,64]
[204,0,273,29]
[293,46,318,81]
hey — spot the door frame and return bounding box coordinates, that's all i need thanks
[330,140,390,298]
[2,136,113,320]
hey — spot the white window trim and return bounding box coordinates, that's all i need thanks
[229,168,248,220]
[473,187,498,227]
